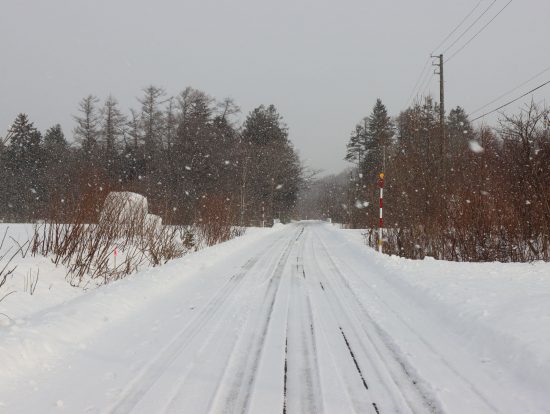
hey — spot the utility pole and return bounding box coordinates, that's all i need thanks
[432,53,446,244]
[378,172,384,253]
[432,54,445,158]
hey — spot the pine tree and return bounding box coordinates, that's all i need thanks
[100,95,126,181]
[242,105,288,145]
[171,88,216,221]
[121,109,145,184]
[344,120,368,165]
[6,114,41,163]
[241,105,301,222]
[0,136,6,219]
[364,99,394,176]
[164,97,178,149]
[100,95,126,155]
[4,114,44,219]
[74,95,100,157]
[43,124,72,217]
[44,124,67,155]
[447,106,473,156]
[139,86,165,155]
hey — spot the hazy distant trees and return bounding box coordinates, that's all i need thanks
[0,87,304,227]
[297,170,350,223]
[240,104,303,223]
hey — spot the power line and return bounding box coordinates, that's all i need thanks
[470,79,550,122]
[406,0,513,109]
[406,1,487,109]
[409,62,438,106]
[446,0,514,63]
[470,64,550,115]
[417,69,433,100]
[431,0,485,54]
[407,57,431,106]
[419,71,435,100]
[441,0,497,55]
[408,58,435,106]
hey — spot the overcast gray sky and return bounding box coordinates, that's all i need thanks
[1,0,549,174]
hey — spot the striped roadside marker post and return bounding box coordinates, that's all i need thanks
[378,172,384,253]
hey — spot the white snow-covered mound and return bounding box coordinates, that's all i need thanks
[99,191,148,230]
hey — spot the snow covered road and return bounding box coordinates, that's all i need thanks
[1,222,549,413]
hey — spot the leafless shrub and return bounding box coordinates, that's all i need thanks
[24,268,39,295]
[1,227,28,311]
[9,236,31,259]
[143,223,189,266]
[357,102,550,262]
[196,196,242,246]
[31,193,200,286]
[1,228,23,291]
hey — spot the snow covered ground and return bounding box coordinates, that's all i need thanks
[0,221,549,413]
[0,224,85,324]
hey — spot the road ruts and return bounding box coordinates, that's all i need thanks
[313,226,497,413]
[303,230,385,414]
[311,229,442,413]
[104,230,292,414]
[208,227,301,414]
[284,228,323,414]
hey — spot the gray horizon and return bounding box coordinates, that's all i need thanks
[1,0,548,176]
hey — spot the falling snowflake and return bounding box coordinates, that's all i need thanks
[469,140,484,153]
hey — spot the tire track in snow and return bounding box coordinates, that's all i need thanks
[104,234,287,414]
[282,336,288,414]
[211,228,298,414]
[305,231,389,414]
[158,235,293,413]
[339,326,369,391]
[285,234,323,414]
[338,326,381,414]
[312,230,434,412]
[304,294,323,414]
[314,228,491,413]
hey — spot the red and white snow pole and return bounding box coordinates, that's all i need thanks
[378,172,384,253]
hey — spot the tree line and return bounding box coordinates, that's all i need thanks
[300,98,550,262]
[0,86,303,226]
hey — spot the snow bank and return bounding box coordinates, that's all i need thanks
[0,225,278,384]
[380,255,550,398]
[99,191,148,230]
[338,228,550,410]
[145,213,162,229]
[0,224,85,323]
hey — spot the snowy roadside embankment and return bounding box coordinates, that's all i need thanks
[0,224,82,323]
[338,227,550,409]
[0,224,280,384]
